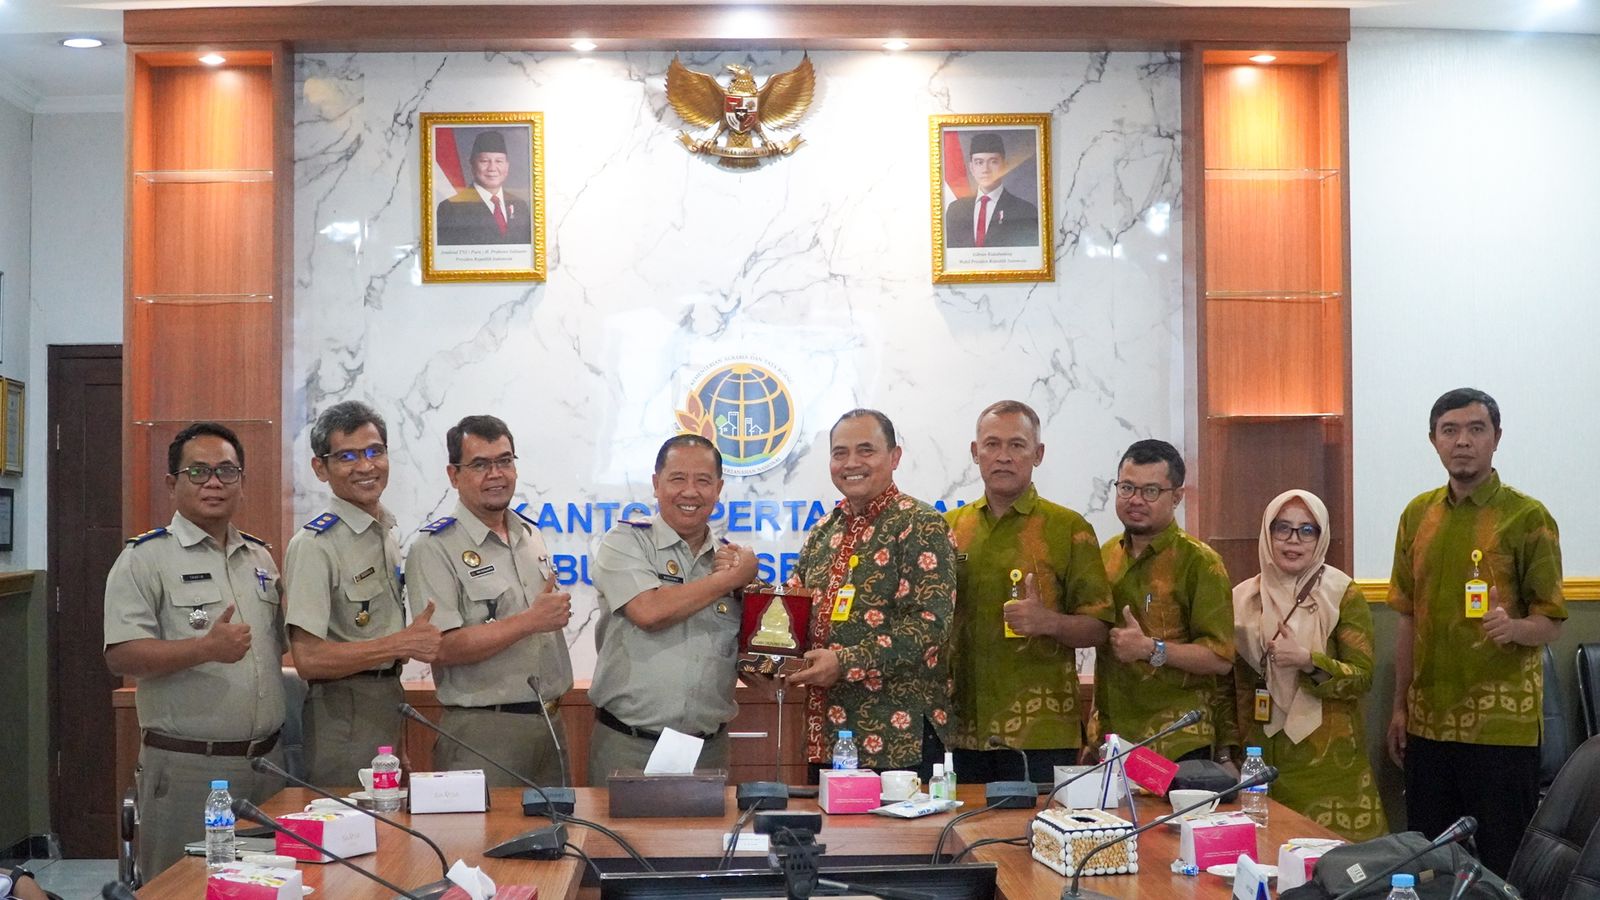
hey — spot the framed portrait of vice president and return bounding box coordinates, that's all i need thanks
[421,112,546,283]
[929,114,1053,284]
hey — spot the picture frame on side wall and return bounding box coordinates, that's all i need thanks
[421,112,546,283]
[0,378,22,475]
[0,487,12,551]
[929,114,1054,284]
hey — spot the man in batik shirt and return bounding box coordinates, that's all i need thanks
[946,400,1112,784]
[788,409,957,779]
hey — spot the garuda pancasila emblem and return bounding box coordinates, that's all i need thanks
[666,55,815,168]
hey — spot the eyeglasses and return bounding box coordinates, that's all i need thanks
[1270,521,1322,543]
[173,464,243,484]
[323,445,387,466]
[455,454,518,475]
[1113,481,1178,502]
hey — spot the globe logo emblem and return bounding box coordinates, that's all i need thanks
[675,359,798,477]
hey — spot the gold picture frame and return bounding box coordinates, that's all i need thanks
[421,112,546,283]
[0,378,23,475]
[929,113,1054,284]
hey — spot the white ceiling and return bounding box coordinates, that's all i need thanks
[0,0,1596,112]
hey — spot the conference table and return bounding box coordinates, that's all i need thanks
[136,785,1340,898]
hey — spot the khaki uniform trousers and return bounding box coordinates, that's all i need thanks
[302,677,406,788]
[135,743,285,880]
[434,706,569,789]
[586,722,731,787]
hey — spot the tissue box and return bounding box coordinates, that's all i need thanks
[1050,764,1130,809]
[205,863,303,899]
[441,888,538,900]
[1277,839,1344,890]
[818,770,882,814]
[1029,807,1138,876]
[1178,813,1258,869]
[607,770,727,818]
[274,808,376,864]
[410,770,489,813]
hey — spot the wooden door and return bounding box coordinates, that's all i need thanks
[47,344,123,857]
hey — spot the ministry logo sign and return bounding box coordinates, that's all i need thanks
[675,358,799,477]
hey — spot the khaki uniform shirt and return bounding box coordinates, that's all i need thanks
[103,512,286,741]
[589,517,741,736]
[403,501,573,707]
[1387,471,1565,747]
[1096,520,1234,759]
[284,495,407,659]
[945,485,1114,751]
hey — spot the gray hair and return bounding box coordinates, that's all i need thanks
[311,401,389,457]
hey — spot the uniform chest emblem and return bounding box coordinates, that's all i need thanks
[188,607,211,630]
[462,550,482,568]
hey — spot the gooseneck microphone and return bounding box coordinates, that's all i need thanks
[1328,817,1480,900]
[100,884,138,900]
[231,799,425,900]
[986,735,1035,785]
[1060,764,1279,900]
[250,756,453,899]
[1045,709,1203,804]
[397,702,654,870]
[1448,860,1484,900]
[527,675,571,790]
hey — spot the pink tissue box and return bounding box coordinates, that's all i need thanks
[273,807,376,863]
[818,770,882,814]
[1277,840,1344,890]
[205,863,302,900]
[1178,813,1259,869]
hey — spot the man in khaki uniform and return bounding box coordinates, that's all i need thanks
[587,435,758,785]
[103,422,287,879]
[286,401,442,787]
[404,415,574,788]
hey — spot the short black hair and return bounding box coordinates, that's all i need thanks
[1117,438,1185,488]
[310,401,388,458]
[1429,387,1501,435]
[656,434,723,478]
[976,400,1041,440]
[168,422,245,476]
[446,415,516,465]
[831,408,898,450]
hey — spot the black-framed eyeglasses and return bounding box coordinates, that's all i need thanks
[455,454,518,475]
[172,464,243,485]
[1113,480,1177,502]
[322,445,388,466]
[1270,521,1322,543]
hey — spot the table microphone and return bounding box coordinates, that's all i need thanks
[1060,764,1279,900]
[1329,817,1479,900]
[1045,709,1202,805]
[250,756,453,899]
[396,702,574,817]
[526,675,571,789]
[1448,859,1484,900]
[231,799,425,900]
[982,736,1039,809]
[100,884,138,900]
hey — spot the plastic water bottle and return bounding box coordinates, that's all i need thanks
[929,763,949,800]
[204,779,235,869]
[1385,873,1419,900]
[944,751,957,798]
[371,745,403,812]
[1240,746,1269,826]
[831,730,860,770]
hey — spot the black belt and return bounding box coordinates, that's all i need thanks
[472,700,558,716]
[595,706,719,742]
[143,729,280,758]
[307,663,403,686]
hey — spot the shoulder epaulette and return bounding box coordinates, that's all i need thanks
[512,507,538,527]
[239,530,271,548]
[621,518,653,528]
[126,527,169,546]
[420,516,457,534]
[302,512,340,534]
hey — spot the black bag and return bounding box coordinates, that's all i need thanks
[1171,759,1241,802]
[1278,832,1520,900]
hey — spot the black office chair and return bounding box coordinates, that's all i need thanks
[1508,734,1600,900]
[1541,645,1574,793]
[118,787,140,890]
[1562,819,1600,900]
[1577,643,1600,739]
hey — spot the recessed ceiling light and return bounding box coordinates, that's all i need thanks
[570,39,597,52]
[198,53,226,66]
[61,37,105,49]
[882,40,909,52]
[1249,54,1277,64]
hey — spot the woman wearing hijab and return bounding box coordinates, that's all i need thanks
[1230,489,1386,841]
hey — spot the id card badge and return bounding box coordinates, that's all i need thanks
[1254,688,1273,722]
[1003,568,1024,639]
[832,555,860,622]
[1464,549,1489,618]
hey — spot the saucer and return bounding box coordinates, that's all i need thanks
[1206,863,1277,881]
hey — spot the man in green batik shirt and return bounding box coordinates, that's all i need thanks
[1097,439,1233,761]
[788,409,957,779]
[1386,387,1564,877]
[946,400,1112,784]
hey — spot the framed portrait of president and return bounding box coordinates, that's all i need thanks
[421,112,546,283]
[929,114,1053,284]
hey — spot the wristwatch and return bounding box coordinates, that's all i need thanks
[1148,638,1168,667]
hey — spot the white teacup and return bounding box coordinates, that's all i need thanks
[1168,789,1219,816]
[304,797,346,812]
[358,768,374,792]
[881,770,921,801]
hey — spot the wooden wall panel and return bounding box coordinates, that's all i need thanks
[1203,296,1343,415]
[146,66,276,172]
[1203,63,1327,170]
[140,182,275,296]
[1203,177,1338,293]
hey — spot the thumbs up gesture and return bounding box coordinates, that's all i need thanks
[1109,606,1155,664]
[1002,573,1056,638]
[204,604,253,663]
[395,599,443,663]
[1481,585,1520,646]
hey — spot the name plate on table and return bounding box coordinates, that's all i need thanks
[738,584,814,661]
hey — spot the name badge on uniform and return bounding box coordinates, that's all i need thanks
[1464,548,1488,618]
[831,555,860,622]
[469,565,496,578]
[1254,688,1273,722]
[181,572,212,583]
[659,572,685,584]
[353,566,376,583]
